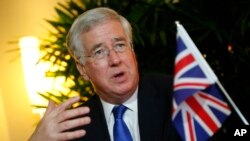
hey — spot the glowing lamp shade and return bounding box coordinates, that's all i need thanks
[19,36,40,49]
[19,36,48,116]
[19,36,70,117]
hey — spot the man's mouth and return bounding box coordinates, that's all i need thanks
[112,72,126,82]
[114,72,124,78]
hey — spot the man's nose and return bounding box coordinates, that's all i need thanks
[108,49,121,66]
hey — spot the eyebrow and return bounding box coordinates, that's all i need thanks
[113,37,126,42]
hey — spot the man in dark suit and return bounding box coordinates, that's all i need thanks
[29,7,180,141]
[73,74,180,141]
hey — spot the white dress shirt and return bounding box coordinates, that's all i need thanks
[100,87,140,141]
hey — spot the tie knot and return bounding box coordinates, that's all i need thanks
[113,105,127,119]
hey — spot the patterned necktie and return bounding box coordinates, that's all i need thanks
[113,105,133,141]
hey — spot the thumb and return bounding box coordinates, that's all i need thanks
[44,100,56,116]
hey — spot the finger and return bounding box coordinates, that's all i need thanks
[58,129,86,141]
[58,116,91,132]
[56,106,90,123]
[44,100,56,116]
[56,96,80,113]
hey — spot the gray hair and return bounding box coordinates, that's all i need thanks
[66,7,133,64]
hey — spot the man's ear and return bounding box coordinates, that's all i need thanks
[76,61,90,81]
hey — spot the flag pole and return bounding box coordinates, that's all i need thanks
[175,21,249,125]
[216,81,249,125]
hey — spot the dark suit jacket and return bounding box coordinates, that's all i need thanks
[73,74,181,141]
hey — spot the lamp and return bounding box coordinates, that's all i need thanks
[19,36,67,117]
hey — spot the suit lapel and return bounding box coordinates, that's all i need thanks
[137,75,169,141]
[83,95,111,141]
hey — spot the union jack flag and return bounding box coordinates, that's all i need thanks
[172,22,231,141]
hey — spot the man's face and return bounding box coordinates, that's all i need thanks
[77,20,139,104]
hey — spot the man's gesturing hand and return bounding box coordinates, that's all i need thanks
[29,96,91,141]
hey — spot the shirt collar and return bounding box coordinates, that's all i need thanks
[100,86,138,123]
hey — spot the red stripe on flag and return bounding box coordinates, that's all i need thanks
[199,93,230,110]
[186,96,219,132]
[175,54,195,75]
[174,82,209,89]
[187,111,195,141]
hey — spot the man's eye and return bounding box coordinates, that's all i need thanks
[94,48,104,56]
[117,43,125,47]
[115,44,125,50]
